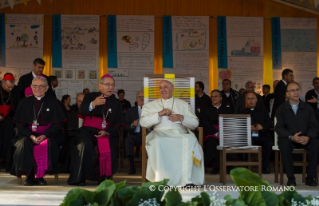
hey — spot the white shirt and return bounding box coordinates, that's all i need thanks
[282,79,287,85]
[32,72,36,78]
[134,106,142,133]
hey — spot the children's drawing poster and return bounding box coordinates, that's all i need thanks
[4,14,44,70]
[108,15,154,104]
[52,15,100,104]
[163,16,209,94]
[218,16,264,94]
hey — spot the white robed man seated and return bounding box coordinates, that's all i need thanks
[140,79,204,187]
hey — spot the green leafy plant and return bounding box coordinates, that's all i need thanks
[60,168,319,206]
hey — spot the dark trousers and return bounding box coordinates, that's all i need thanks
[204,137,219,168]
[252,134,273,168]
[125,133,142,157]
[278,137,319,179]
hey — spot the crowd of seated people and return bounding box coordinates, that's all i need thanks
[2,58,319,187]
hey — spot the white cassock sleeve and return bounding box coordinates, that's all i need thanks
[140,107,161,129]
[181,103,199,130]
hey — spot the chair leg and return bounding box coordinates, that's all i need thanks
[219,150,223,183]
[274,151,278,183]
[258,147,262,178]
[17,176,22,185]
[222,148,227,185]
[54,174,58,184]
[302,153,306,183]
[316,165,319,184]
[248,153,251,171]
[280,153,284,185]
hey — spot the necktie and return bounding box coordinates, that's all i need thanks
[135,107,141,133]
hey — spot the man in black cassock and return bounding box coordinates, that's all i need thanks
[11,75,66,186]
[17,58,55,99]
[239,92,272,174]
[68,74,125,186]
[0,73,20,172]
[200,90,232,174]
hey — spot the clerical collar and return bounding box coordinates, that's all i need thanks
[289,100,299,107]
[282,79,287,85]
[250,108,255,111]
[35,95,45,100]
[213,104,221,109]
[32,72,36,78]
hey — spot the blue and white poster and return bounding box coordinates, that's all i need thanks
[218,16,264,94]
[272,18,317,97]
[52,15,100,102]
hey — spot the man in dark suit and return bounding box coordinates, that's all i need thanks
[201,90,232,174]
[262,84,274,113]
[48,75,58,98]
[271,69,294,118]
[124,91,144,174]
[305,77,319,111]
[276,82,319,186]
[234,81,264,114]
[240,92,272,174]
[220,79,240,113]
[17,58,54,99]
[195,81,211,119]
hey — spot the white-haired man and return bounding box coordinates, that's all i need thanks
[140,79,204,186]
[68,74,125,186]
[0,73,20,172]
[11,75,66,186]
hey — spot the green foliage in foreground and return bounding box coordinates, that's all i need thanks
[60,168,317,206]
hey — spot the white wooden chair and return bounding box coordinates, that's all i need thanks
[217,114,262,185]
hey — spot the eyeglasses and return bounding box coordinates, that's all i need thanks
[287,88,300,93]
[101,83,116,88]
[211,95,220,98]
[248,86,256,89]
[31,85,47,89]
[137,96,144,99]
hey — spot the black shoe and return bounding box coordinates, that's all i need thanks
[24,177,35,186]
[306,178,318,186]
[210,167,219,174]
[128,168,136,175]
[36,178,47,185]
[262,167,270,174]
[287,179,296,186]
[77,181,86,186]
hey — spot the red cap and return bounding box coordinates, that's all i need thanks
[3,73,15,81]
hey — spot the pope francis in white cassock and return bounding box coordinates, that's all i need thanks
[140,79,204,186]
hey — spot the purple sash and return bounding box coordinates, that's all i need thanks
[204,125,219,141]
[28,124,51,178]
[82,116,112,176]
